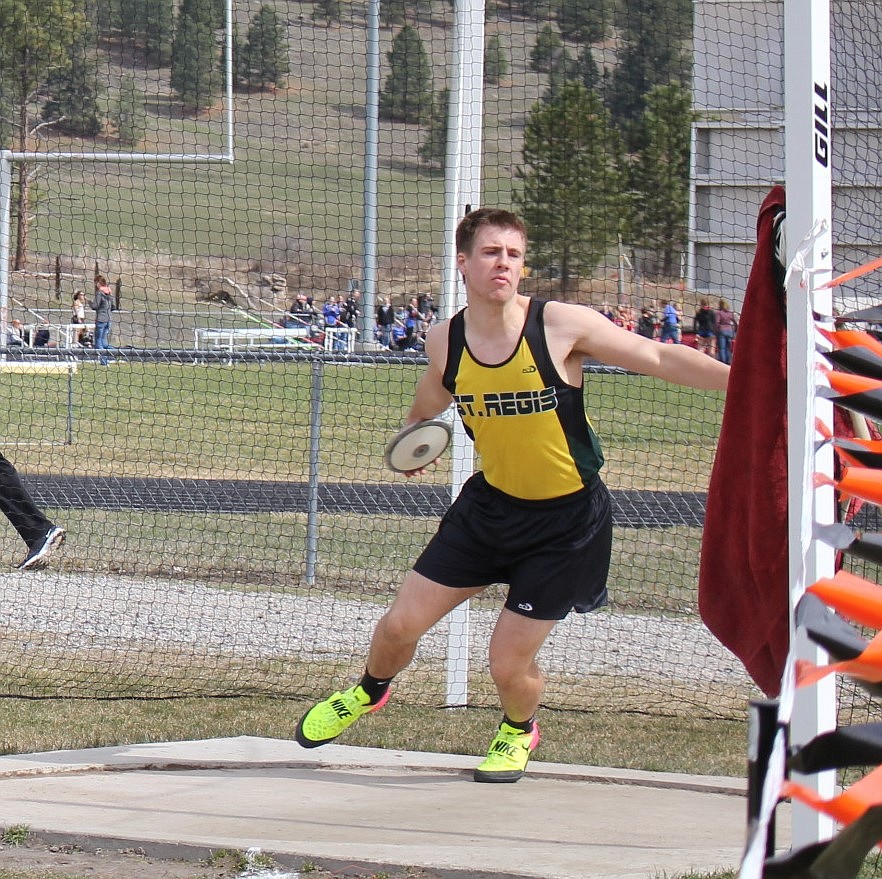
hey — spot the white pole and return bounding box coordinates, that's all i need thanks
[784,0,836,850]
[361,0,380,348]
[443,0,484,708]
[0,152,11,350]
[225,0,234,162]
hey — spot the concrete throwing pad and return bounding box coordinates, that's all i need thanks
[0,737,789,879]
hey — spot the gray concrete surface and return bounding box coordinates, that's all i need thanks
[0,737,790,879]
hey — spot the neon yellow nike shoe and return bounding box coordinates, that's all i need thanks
[295,685,389,748]
[473,721,540,783]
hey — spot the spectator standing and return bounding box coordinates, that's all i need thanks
[342,290,361,327]
[659,300,681,344]
[418,292,438,324]
[693,299,717,357]
[322,297,347,352]
[715,298,738,365]
[404,297,425,350]
[90,274,115,364]
[0,452,65,570]
[376,296,396,348]
[597,302,615,321]
[71,290,86,325]
[636,307,656,339]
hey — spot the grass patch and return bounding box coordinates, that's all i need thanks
[0,695,746,777]
[6,363,723,488]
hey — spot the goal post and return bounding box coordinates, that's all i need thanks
[0,0,236,350]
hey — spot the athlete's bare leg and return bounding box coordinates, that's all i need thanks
[486,609,557,722]
[366,570,484,679]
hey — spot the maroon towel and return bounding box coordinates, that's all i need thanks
[699,185,788,697]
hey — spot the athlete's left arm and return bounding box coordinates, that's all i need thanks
[546,301,730,392]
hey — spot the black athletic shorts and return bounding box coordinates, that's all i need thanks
[412,471,612,620]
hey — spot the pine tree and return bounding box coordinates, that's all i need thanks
[311,0,341,25]
[112,74,146,146]
[0,71,12,148]
[576,45,599,92]
[378,26,433,124]
[242,5,289,91]
[484,34,508,85]
[143,0,175,67]
[41,24,102,136]
[530,24,562,74]
[380,0,407,26]
[606,0,692,146]
[544,48,578,100]
[628,82,693,280]
[380,0,432,27]
[419,87,448,169]
[171,0,221,112]
[0,0,88,268]
[556,0,609,45]
[516,82,624,295]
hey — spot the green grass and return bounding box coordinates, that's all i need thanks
[0,695,746,776]
[5,363,723,488]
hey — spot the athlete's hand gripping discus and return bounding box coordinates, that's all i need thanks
[384,419,452,473]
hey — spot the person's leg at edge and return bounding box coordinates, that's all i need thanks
[473,609,557,783]
[295,571,484,748]
[0,452,65,570]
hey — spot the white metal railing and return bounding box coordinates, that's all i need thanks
[194,326,357,354]
[194,326,316,351]
[16,323,95,348]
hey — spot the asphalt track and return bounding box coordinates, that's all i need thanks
[25,475,707,527]
[0,737,791,879]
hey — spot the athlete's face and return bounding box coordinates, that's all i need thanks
[457,225,525,304]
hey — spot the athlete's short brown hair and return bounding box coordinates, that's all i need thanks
[455,207,527,255]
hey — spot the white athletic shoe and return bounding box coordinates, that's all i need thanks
[17,526,66,571]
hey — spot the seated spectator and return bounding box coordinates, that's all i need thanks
[597,302,616,321]
[286,293,317,328]
[615,304,634,332]
[33,321,57,348]
[6,320,24,346]
[391,324,409,350]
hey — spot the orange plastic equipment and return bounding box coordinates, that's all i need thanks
[818,327,882,360]
[781,763,882,828]
[821,365,882,397]
[796,634,882,688]
[816,467,882,506]
[808,570,882,629]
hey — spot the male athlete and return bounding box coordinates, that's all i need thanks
[296,208,729,782]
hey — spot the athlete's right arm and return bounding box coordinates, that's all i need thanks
[403,320,453,427]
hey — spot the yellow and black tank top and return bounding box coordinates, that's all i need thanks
[442,298,604,500]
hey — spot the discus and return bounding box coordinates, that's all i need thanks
[384,419,452,473]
